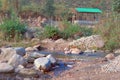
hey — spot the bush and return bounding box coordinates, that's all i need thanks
[42,26,61,40]
[94,13,120,51]
[0,19,26,41]
[62,23,93,39]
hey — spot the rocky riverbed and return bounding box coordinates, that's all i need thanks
[0,36,120,80]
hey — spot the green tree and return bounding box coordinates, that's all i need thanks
[112,0,120,12]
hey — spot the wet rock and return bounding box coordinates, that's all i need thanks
[14,47,26,56]
[0,63,14,73]
[8,54,27,67]
[69,35,104,50]
[105,53,115,60]
[46,54,56,66]
[34,57,51,72]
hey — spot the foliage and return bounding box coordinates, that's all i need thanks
[61,22,93,39]
[42,26,61,40]
[94,13,120,51]
[112,0,120,12]
[0,19,26,41]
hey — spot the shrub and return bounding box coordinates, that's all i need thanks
[94,13,120,51]
[62,23,93,39]
[0,19,26,41]
[42,26,61,40]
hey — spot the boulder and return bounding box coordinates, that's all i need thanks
[70,48,81,54]
[0,48,17,62]
[34,57,51,72]
[0,63,14,73]
[25,47,38,52]
[25,51,46,63]
[69,35,104,50]
[8,54,27,67]
[14,47,26,56]
[46,54,56,65]
[114,49,120,54]
[105,53,115,60]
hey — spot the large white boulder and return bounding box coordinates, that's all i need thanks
[34,57,51,72]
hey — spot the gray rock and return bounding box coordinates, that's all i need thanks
[46,54,56,65]
[105,53,115,60]
[25,51,46,63]
[34,57,51,72]
[0,48,16,62]
[29,51,45,58]
[8,54,27,67]
[14,47,26,56]
[0,63,14,73]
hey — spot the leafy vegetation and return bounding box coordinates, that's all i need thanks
[0,19,26,41]
[94,13,120,51]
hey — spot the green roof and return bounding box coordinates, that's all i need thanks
[75,8,102,13]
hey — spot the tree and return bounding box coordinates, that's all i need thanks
[113,0,120,12]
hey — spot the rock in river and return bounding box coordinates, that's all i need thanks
[34,57,51,72]
[0,63,14,73]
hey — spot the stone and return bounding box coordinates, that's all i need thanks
[25,51,46,63]
[46,54,56,65]
[0,63,14,73]
[69,35,104,50]
[25,47,38,52]
[0,48,17,62]
[105,53,115,60]
[114,49,120,54]
[34,57,51,72]
[8,54,27,67]
[70,48,81,54]
[14,47,26,56]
